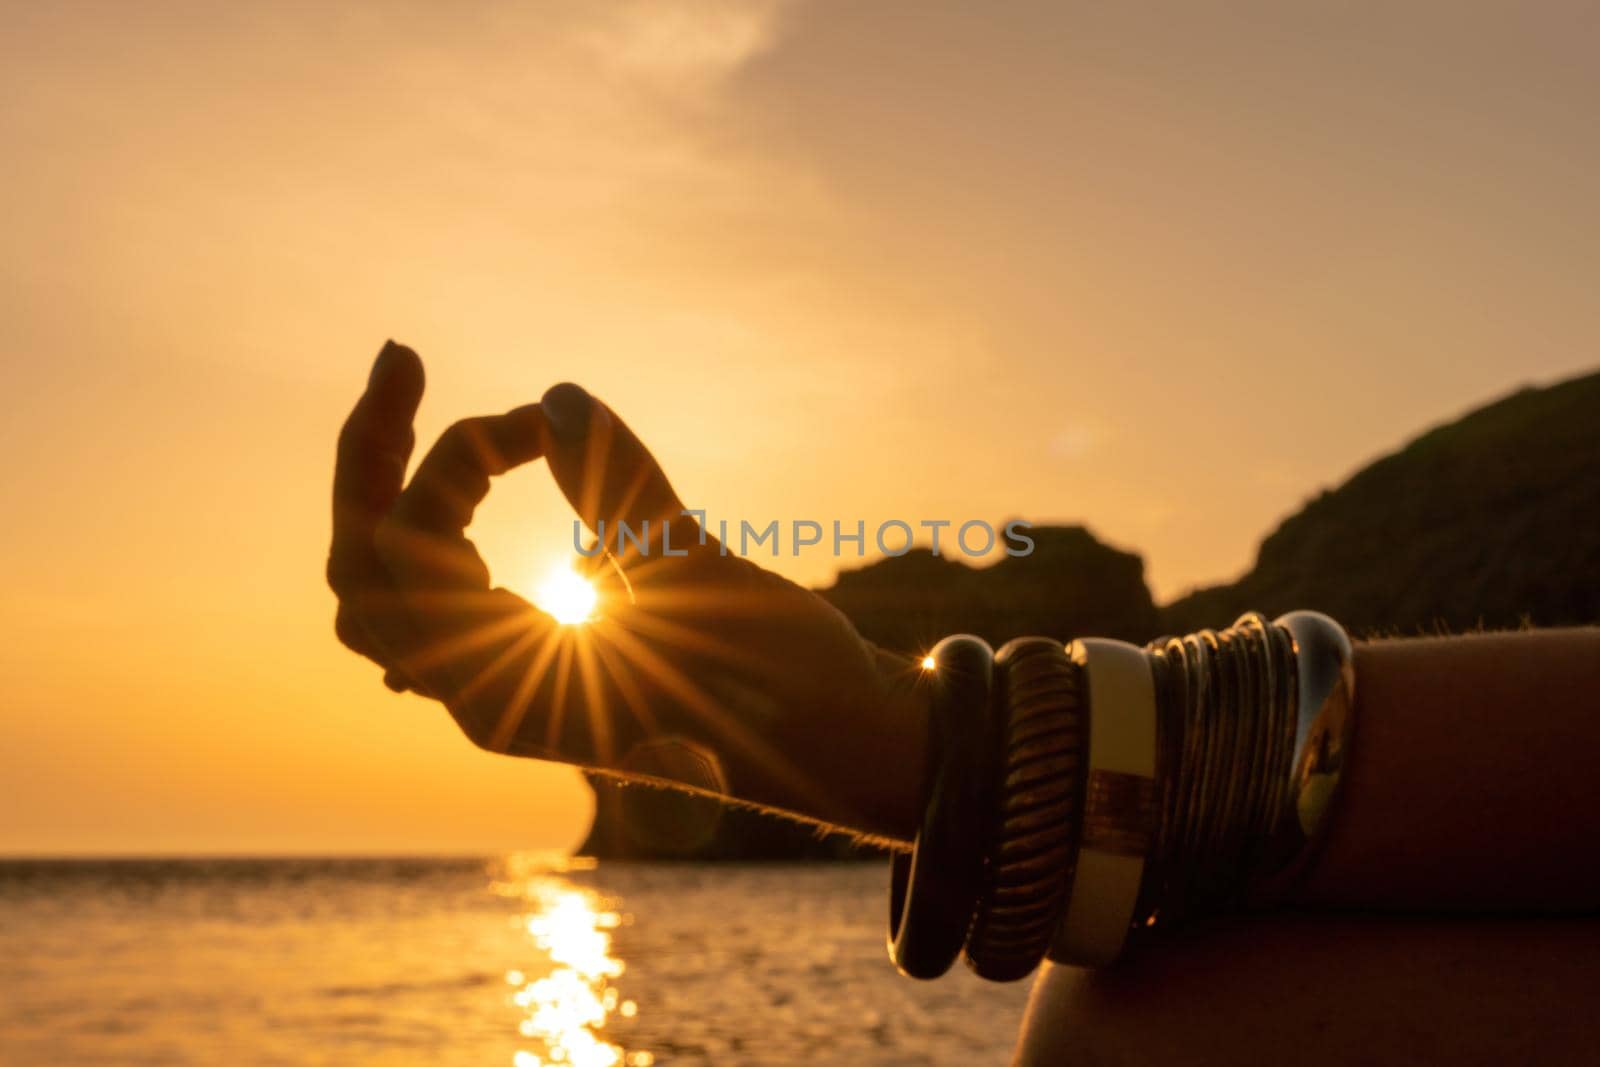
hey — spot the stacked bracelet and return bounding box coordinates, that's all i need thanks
[1140,611,1355,922]
[887,610,1356,981]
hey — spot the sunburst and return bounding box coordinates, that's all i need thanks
[534,564,598,625]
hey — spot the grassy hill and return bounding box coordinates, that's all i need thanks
[1163,368,1600,636]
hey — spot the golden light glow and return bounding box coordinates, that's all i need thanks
[534,564,599,626]
[920,654,936,670]
[6,4,1593,862]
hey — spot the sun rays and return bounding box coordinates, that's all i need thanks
[384,535,842,824]
[534,564,599,625]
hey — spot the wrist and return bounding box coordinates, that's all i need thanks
[888,611,1356,981]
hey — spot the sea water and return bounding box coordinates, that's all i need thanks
[0,857,1026,1066]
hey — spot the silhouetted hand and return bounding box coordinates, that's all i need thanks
[328,341,927,840]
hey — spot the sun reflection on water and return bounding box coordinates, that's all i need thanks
[492,854,653,1067]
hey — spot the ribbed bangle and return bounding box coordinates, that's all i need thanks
[963,638,1087,982]
[887,634,998,980]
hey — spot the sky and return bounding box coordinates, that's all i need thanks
[2,1,1596,854]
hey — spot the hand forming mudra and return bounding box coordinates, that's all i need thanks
[327,341,928,843]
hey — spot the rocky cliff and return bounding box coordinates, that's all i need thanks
[1163,368,1600,636]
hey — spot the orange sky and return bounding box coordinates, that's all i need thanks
[3,1,1597,855]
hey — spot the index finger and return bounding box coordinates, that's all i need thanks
[539,383,705,566]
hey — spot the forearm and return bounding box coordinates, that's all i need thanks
[850,627,1600,912]
[1299,628,1600,911]
[1012,627,1600,1063]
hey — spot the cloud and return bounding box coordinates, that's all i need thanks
[581,0,793,95]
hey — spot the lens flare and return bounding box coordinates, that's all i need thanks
[535,565,598,625]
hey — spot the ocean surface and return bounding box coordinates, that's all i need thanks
[0,857,1029,1066]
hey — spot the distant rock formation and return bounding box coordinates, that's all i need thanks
[576,368,1600,859]
[817,525,1160,654]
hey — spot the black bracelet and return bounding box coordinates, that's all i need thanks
[887,634,999,979]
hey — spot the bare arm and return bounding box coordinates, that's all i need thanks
[1302,628,1600,911]
[1016,631,1600,1067]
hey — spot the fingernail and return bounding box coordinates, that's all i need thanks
[541,382,592,444]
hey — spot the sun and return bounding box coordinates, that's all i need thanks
[534,563,598,625]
